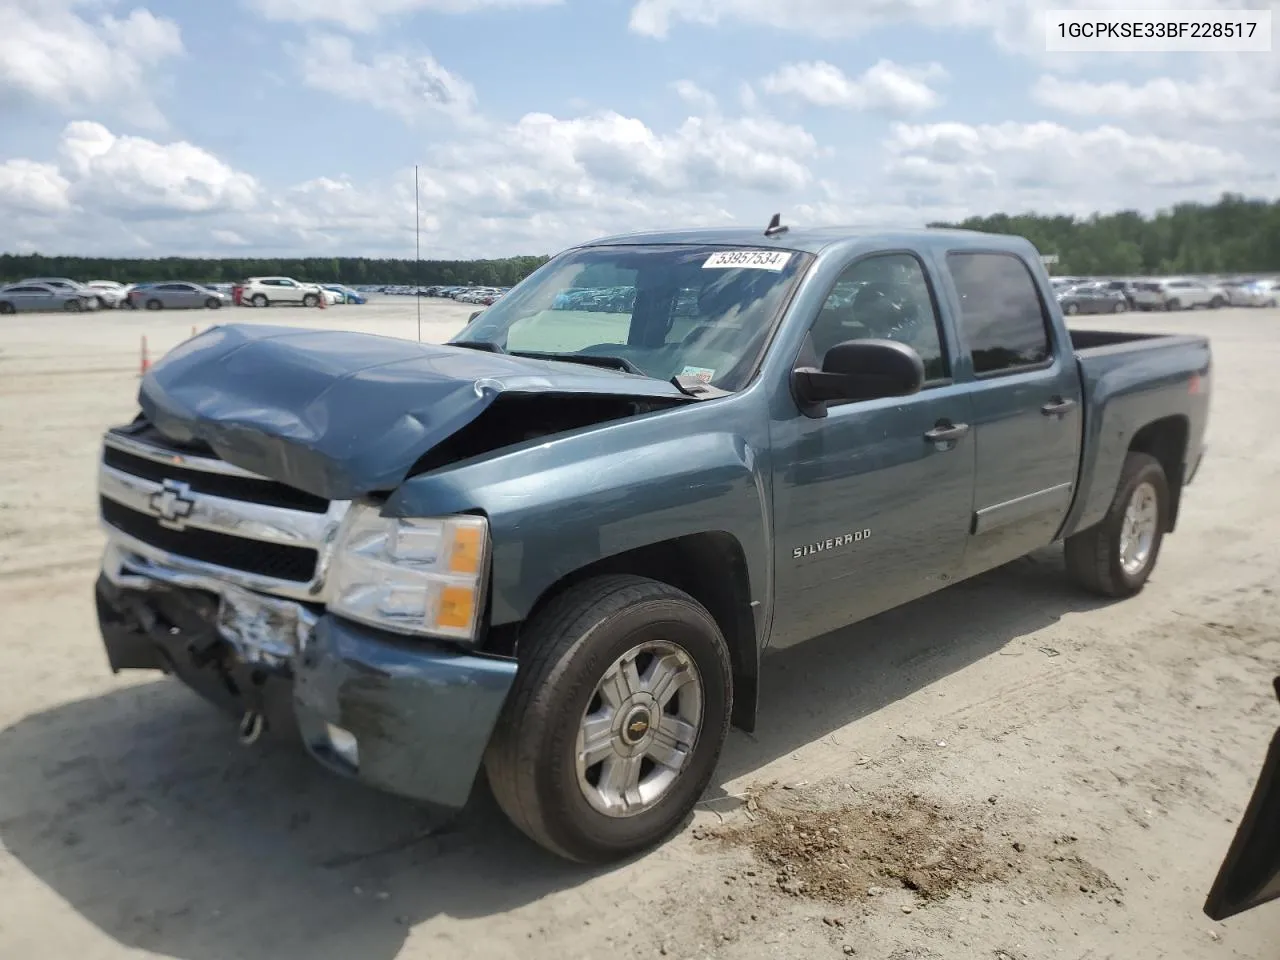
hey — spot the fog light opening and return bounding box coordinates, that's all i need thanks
[325,723,360,768]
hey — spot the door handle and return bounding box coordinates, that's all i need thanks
[1041,397,1077,417]
[923,421,971,444]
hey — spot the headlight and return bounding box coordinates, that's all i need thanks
[327,504,489,642]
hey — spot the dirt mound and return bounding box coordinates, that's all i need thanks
[700,787,1115,908]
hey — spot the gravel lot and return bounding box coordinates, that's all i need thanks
[1,298,1278,959]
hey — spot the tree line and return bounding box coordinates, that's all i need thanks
[0,254,551,288]
[3,194,1277,285]
[930,193,1280,276]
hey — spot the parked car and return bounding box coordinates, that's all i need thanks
[0,281,99,313]
[93,224,1210,863]
[129,282,230,311]
[87,280,130,309]
[1057,283,1129,315]
[239,276,327,307]
[1129,280,1169,311]
[1223,280,1279,308]
[1159,278,1229,311]
[322,284,366,304]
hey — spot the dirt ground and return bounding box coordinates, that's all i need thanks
[1,298,1278,960]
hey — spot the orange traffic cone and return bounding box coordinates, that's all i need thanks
[139,335,151,376]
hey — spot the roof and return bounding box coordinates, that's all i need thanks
[579,224,1032,258]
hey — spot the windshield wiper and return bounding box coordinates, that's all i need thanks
[449,340,508,354]
[509,350,647,376]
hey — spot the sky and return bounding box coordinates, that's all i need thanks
[0,0,1277,259]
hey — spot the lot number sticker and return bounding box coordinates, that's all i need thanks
[703,250,793,272]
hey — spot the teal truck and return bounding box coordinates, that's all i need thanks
[94,223,1211,863]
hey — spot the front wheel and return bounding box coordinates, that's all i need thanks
[1064,452,1169,598]
[206,297,222,309]
[302,293,319,307]
[146,299,162,311]
[250,294,268,308]
[65,299,83,312]
[485,575,732,863]
[1210,296,1226,309]
[1064,302,1079,316]
[1166,298,1181,311]
[1113,300,1127,313]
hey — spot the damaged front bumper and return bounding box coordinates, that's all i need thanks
[97,541,517,809]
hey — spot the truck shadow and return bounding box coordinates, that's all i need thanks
[0,548,1113,960]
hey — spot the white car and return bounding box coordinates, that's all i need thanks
[1225,280,1279,307]
[1158,278,1229,311]
[240,276,328,308]
[86,280,130,309]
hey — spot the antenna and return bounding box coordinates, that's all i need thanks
[764,212,788,237]
[414,164,422,342]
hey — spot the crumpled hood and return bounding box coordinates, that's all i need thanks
[138,323,691,500]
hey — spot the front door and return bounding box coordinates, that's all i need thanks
[769,251,976,649]
[940,250,1084,577]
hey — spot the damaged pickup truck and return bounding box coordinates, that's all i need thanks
[95,224,1211,863]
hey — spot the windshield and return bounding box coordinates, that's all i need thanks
[449,244,812,392]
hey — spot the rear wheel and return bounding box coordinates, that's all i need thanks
[1113,300,1127,313]
[485,575,732,863]
[146,299,162,311]
[1166,298,1181,311]
[251,293,268,308]
[0,301,13,315]
[302,293,319,308]
[1065,452,1169,598]
[65,299,83,312]
[206,297,222,309]
[1210,296,1226,309]
[1064,302,1079,315]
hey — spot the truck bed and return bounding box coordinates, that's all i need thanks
[1058,325,1212,543]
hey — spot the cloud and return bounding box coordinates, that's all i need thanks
[1032,58,1280,129]
[761,59,945,114]
[292,33,477,123]
[0,0,183,125]
[0,159,71,214]
[58,121,260,216]
[246,0,562,32]
[671,79,717,112]
[882,121,1268,213]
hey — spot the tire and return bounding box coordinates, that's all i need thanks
[0,301,14,315]
[65,299,83,312]
[1165,298,1181,311]
[251,294,268,308]
[484,574,733,864]
[1064,452,1169,598]
[1113,300,1127,313]
[302,294,319,308]
[1064,302,1079,315]
[146,299,162,311]
[1210,296,1225,309]
[206,298,222,309]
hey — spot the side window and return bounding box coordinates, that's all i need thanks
[807,253,949,382]
[946,252,1052,375]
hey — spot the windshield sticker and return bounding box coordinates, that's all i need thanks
[679,365,716,383]
[703,250,793,272]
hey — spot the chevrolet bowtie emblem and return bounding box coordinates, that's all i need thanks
[149,478,196,530]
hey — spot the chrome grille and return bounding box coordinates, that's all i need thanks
[97,431,351,601]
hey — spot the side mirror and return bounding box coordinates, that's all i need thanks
[792,338,925,412]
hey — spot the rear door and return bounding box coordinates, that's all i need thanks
[8,285,55,312]
[939,250,1084,577]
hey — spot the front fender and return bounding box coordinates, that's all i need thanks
[384,395,774,642]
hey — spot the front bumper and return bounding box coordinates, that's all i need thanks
[95,546,517,809]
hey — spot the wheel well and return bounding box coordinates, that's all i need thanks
[1128,415,1189,531]
[495,533,761,732]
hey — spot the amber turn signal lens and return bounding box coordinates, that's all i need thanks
[436,585,476,630]
[448,525,483,574]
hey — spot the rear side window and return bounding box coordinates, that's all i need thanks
[946,252,1052,375]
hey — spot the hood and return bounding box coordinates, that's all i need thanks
[137,323,692,501]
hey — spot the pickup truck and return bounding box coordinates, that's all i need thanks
[93,223,1211,863]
